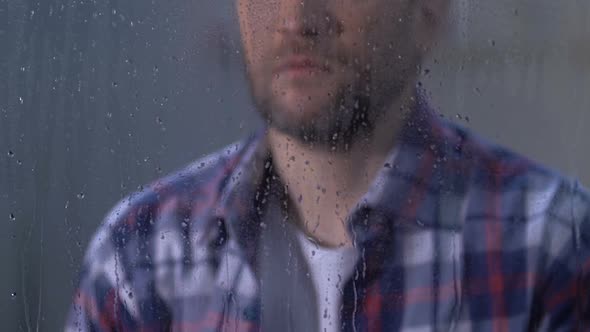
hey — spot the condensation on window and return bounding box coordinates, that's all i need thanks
[1,0,589,330]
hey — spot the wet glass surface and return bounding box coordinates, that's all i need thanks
[1,0,589,330]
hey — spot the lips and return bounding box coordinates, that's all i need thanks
[274,55,331,76]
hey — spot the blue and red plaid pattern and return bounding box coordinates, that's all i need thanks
[66,97,590,331]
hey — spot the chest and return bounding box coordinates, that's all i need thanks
[146,225,540,332]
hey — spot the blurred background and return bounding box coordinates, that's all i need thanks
[1,0,589,330]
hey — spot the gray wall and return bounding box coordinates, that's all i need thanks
[1,0,588,330]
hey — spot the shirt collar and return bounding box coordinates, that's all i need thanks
[217,91,450,268]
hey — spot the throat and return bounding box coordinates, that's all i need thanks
[293,188,359,248]
[268,131,387,248]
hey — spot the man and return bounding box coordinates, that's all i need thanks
[66,0,590,331]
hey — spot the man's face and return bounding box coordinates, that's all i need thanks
[237,0,439,144]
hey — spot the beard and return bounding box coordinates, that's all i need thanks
[258,90,373,150]
[247,64,409,152]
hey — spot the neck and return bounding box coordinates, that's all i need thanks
[268,87,416,247]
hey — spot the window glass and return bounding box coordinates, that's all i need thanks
[2,1,589,330]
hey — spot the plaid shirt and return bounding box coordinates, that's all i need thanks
[66,97,590,331]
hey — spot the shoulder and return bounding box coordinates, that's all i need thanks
[434,118,590,326]
[438,116,590,255]
[426,111,589,227]
[67,136,259,326]
[81,136,255,270]
[436,115,584,203]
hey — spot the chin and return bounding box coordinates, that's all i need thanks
[272,99,331,125]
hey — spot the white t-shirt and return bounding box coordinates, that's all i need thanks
[297,232,359,332]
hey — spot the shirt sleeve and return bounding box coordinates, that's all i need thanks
[65,265,130,332]
[64,200,139,332]
[537,184,590,331]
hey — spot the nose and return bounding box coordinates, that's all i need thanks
[277,0,329,38]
